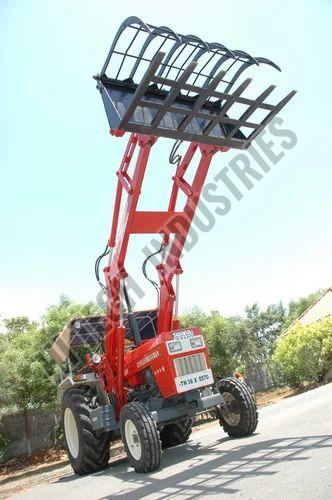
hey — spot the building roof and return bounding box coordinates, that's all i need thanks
[282,287,332,335]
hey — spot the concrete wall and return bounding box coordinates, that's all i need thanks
[245,364,274,392]
[0,408,59,460]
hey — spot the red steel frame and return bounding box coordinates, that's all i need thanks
[98,132,228,409]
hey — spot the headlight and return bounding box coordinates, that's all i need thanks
[168,341,182,353]
[92,353,102,364]
[190,336,203,348]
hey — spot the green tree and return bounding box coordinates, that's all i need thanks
[232,316,258,376]
[0,297,103,455]
[271,317,332,387]
[3,317,38,339]
[204,313,238,378]
[0,322,58,455]
[0,333,10,407]
[245,302,286,359]
[180,306,209,331]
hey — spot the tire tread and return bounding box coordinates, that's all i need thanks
[217,377,258,437]
[120,402,161,473]
[62,386,111,475]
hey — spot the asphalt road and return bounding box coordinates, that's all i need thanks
[15,383,332,500]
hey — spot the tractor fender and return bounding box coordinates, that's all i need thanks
[57,372,99,404]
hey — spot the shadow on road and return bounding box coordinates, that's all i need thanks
[56,434,332,499]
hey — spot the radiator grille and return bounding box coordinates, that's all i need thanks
[174,353,207,377]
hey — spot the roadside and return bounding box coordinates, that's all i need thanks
[0,383,324,499]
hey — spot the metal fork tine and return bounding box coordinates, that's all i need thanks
[227,85,276,139]
[178,69,227,132]
[120,52,166,128]
[203,78,252,135]
[151,61,198,127]
[247,90,297,143]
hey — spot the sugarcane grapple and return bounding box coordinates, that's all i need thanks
[51,16,296,475]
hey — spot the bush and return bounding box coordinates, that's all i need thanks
[271,317,332,387]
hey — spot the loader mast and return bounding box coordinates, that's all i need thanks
[103,131,228,399]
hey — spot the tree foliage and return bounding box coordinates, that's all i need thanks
[0,296,103,412]
[0,288,327,415]
[0,321,57,411]
[245,302,285,359]
[271,317,332,387]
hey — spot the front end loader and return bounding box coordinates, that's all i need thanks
[50,16,295,475]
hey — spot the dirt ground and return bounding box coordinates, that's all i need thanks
[0,384,319,499]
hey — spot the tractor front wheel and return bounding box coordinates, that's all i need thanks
[160,418,193,448]
[120,402,161,473]
[61,386,111,475]
[217,377,258,437]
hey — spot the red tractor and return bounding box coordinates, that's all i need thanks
[51,17,295,474]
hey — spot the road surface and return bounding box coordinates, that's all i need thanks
[15,383,332,500]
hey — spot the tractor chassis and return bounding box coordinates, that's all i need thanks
[58,373,225,435]
[91,389,224,433]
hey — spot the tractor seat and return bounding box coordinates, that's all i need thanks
[124,309,158,341]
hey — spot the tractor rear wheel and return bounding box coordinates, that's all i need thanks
[120,402,161,473]
[61,386,111,475]
[160,418,193,448]
[217,377,258,437]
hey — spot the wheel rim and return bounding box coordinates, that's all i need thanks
[222,391,241,426]
[64,408,79,459]
[125,419,142,461]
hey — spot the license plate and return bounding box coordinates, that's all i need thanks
[175,369,214,393]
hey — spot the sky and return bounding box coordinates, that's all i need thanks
[1,0,332,321]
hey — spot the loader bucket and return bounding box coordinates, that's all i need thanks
[94,16,296,149]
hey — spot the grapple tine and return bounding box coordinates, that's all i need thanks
[120,52,166,129]
[96,17,296,149]
[247,90,297,144]
[226,85,276,140]
[255,57,281,72]
[233,50,259,66]
[100,16,151,77]
[129,26,180,80]
[203,54,232,88]
[224,60,255,93]
[190,42,234,90]
[209,42,235,58]
[203,78,252,136]
[151,61,197,128]
[224,57,281,94]
[181,34,209,51]
[178,69,227,132]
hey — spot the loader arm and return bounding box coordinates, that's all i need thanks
[91,16,296,410]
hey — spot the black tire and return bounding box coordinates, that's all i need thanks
[61,386,111,475]
[160,418,193,448]
[217,377,258,437]
[120,402,161,473]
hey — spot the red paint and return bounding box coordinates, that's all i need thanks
[95,133,228,409]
